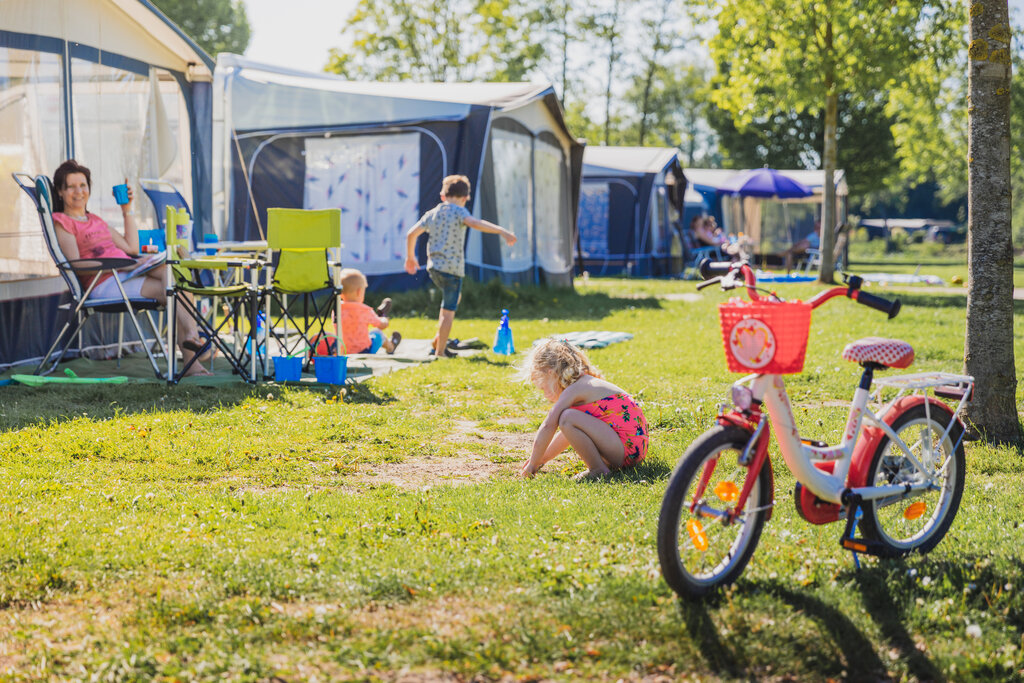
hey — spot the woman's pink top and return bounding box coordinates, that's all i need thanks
[339,301,385,353]
[53,212,131,289]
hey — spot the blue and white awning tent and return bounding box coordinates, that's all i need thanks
[213,55,584,290]
[575,146,700,277]
[0,0,214,370]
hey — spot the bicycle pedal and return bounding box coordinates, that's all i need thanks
[839,536,887,556]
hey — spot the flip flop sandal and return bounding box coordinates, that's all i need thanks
[375,297,393,318]
[387,332,401,354]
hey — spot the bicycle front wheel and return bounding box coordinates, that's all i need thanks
[657,425,772,597]
[860,404,966,557]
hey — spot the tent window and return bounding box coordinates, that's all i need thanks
[578,183,610,258]
[70,60,189,233]
[0,47,64,281]
[304,133,421,275]
[490,128,533,272]
[533,137,571,274]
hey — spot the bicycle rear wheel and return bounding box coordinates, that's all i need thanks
[859,404,965,557]
[657,425,772,597]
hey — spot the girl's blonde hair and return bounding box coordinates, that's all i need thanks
[517,338,601,388]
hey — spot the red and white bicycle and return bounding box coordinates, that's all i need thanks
[658,260,974,597]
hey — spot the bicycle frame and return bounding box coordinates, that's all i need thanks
[697,266,973,522]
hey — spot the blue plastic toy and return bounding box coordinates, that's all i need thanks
[493,309,515,355]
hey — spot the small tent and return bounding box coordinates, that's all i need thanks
[213,55,583,289]
[684,168,848,257]
[575,146,689,276]
[0,0,214,369]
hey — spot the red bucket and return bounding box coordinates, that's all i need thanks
[718,300,812,374]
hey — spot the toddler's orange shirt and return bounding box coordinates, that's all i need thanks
[339,301,385,353]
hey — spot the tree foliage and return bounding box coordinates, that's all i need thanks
[326,0,709,155]
[707,0,926,282]
[152,0,251,57]
[708,93,899,201]
[325,0,549,82]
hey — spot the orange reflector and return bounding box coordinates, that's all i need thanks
[687,519,709,552]
[714,481,739,503]
[842,540,868,552]
[903,500,927,520]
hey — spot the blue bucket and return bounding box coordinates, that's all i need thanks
[314,355,347,384]
[273,356,303,382]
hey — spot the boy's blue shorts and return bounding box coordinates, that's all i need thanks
[428,268,462,311]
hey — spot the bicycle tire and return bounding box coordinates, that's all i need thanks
[657,424,772,597]
[859,403,965,558]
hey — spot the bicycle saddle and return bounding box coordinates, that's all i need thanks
[841,337,914,369]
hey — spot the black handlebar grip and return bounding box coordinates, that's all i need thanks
[698,259,734,280]
[855,290,902,319]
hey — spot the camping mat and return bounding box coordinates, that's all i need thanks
[0,339,481,387]
[537,331,634,349]
[859,272,944,285]
[754,270,817,283]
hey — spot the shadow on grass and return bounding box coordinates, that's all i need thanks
[854,565,946,683]
[894,293,968,310]
[676,597,743,677]
[343,382,397,405]
[759,581,891,680]
[0,381,268,431]
[382,278,665,321]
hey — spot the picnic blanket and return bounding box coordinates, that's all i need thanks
[538,331,634,349]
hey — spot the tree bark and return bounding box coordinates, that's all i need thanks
[818,19,836,285]
[964,0,1022,445]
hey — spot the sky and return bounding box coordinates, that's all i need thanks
[244,0,1024,76]
[242,0,356,73]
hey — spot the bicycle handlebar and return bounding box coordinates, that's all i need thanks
[698,259,902,318]
[698,259,734,280]
[850,289,902,319]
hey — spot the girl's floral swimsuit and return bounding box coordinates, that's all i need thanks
[572,393,648,466]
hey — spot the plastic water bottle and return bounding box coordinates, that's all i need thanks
[248,311,267,356]
[493,309,515,355]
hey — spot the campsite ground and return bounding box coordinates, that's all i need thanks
[1,255,1023,681]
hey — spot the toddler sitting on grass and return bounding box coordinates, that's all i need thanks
[519,339,648,480]
[338,268,400,354]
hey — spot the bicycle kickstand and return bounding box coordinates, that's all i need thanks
[838,494,886,569]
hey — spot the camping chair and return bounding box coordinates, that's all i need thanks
[799,222,848,274]
[680,227,723,279]
[262,208,344,376]
[12,172,169,377]
[164,206,263,383]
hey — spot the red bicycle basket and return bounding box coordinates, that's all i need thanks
[718,299,813,374]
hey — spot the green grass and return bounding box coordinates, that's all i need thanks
[1,264,1023,681]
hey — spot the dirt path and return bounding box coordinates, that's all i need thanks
[347,418,533,490]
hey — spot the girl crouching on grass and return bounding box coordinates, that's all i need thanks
[519,339,648,480]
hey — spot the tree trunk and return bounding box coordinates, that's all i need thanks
[964,0,1022,445]
[818,20,836,285]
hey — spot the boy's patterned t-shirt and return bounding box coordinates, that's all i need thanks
[413,202,470,277]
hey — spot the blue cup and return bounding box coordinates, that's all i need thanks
[314,355,347,384]
[203,233,218,256]
[273,356,303,382]
[113,183,129,205]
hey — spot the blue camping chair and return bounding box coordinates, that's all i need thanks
[12,172,169,377]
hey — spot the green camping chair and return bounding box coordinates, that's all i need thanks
[263,208,343,376]
[164,206,263,383]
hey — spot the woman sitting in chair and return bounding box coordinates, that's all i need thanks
[51,159,211,376]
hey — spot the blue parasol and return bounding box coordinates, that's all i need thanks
[720,168,813,198]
